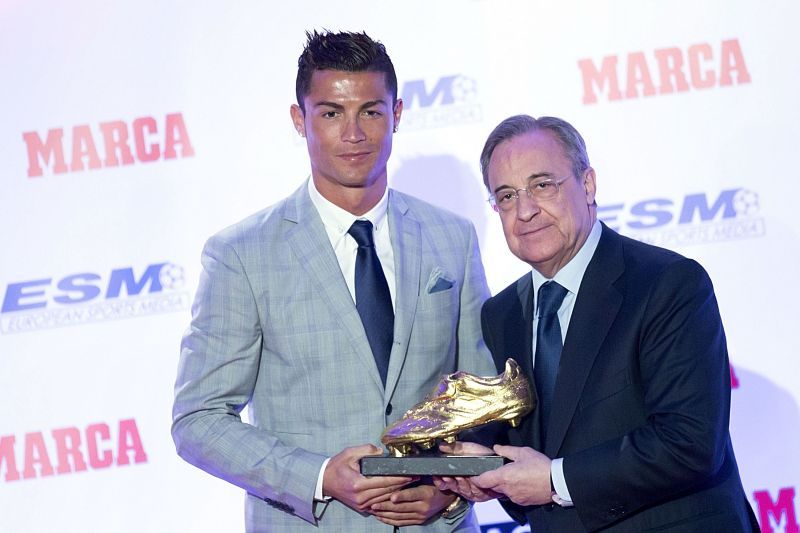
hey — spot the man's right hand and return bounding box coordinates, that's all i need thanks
[323,444,417,513]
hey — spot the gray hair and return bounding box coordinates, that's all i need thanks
[479,115,591,190]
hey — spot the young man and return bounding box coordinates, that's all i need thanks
[172,31,494,532]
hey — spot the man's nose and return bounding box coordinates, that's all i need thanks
[342,116,366,142]
[516,189,540,220]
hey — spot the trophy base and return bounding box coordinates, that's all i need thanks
[360,453,506,476]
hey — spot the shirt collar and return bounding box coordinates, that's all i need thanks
[307,178,390,235]
[531,219,602,296]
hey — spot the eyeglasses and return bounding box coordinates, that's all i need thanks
[488,177,569,213]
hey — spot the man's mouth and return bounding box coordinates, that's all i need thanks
[338,151,372,161]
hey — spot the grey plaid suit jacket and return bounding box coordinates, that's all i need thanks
[172,181,495,532]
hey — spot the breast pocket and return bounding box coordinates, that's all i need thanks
[418,284,458,313]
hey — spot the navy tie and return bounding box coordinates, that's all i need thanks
[533,281,568,439]
[348,220,394,386]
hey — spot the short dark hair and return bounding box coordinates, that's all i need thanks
[295,30,398,112]
[479,115,591,190]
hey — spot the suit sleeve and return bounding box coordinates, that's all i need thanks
[455,222,496,377]
[564,258,733,531]
[171,234,325,525]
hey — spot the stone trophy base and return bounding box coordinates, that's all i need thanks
[360,454,506,476]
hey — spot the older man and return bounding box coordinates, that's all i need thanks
[438,115,759,532]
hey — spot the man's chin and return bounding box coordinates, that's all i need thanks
[512,246,559,271]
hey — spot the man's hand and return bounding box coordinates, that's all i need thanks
[433,441,504,502]
[439,440,495,456]
[472,444,553,506]
[370,484,456,526]
[322,444,416,513]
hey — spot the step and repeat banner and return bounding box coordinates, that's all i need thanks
[2,1,798,531]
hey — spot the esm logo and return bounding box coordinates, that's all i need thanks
[1,262,189,334]
[400,74,482,130]
[598,188,764,247]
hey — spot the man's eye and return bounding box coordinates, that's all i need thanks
[498,191,515,202]
[533,181,553,190]
[322,111,338,119]
[363,110,381,117]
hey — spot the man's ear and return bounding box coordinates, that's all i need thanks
[583,167,597,206]
[290,104,306,137]
[392,98,403,132]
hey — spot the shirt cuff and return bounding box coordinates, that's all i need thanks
[551,458,574,507]
[315,458,332,501]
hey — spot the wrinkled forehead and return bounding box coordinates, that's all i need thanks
[488,131,571,188]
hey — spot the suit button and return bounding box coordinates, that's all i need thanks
[385,404,393,416]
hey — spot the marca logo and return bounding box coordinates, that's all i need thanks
[400,74,482,130]
[23,112,195,177]
[754,487,798,532]
[0,262,189,334]
[578,39,751,104]
[598,188,765,247]
[0,419,147,483]
[730,364,740,389]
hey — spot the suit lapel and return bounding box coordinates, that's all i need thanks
[514,274,536,396]
[383,191,421,398]
[545,224,625,457]
[282,183,385,391]
[513,274,543,450]
[488,274,541,449]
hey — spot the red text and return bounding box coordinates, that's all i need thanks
[754,487,799,533]
[578,39,751,104]
[0,419,148,482]
[23,113,195,177]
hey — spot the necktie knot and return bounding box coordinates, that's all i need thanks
[537,281,568,318]
[348,220,375,248]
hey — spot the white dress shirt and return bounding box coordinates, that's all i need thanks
[306,178,397,502]
[531,220,602,505]
[308,178,396,308]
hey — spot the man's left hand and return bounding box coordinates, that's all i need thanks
[433,441,504,502]
[472,444,553,506]
[370,484,456,526]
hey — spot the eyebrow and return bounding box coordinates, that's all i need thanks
[492,172,555,194]
[312,99,389,111]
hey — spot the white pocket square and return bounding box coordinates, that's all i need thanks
[426,267,455,294]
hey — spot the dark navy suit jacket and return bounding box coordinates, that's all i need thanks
[481,223,759,532]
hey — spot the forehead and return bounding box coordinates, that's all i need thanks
[487,130,571,187]
[305,69,391,104]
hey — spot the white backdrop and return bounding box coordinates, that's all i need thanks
[1,1,799,531]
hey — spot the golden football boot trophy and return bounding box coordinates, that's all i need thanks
[380,358,534,457]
